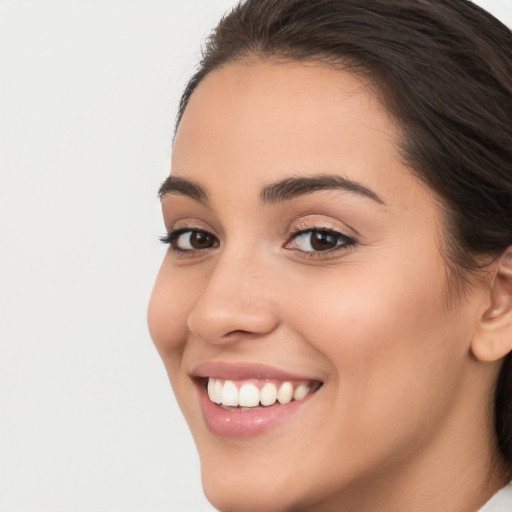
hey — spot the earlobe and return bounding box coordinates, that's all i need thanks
[472,248,512,362]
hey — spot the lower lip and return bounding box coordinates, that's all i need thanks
[197,383,316,439]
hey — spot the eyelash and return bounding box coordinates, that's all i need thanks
[159,227,218,255]
[286,227,357,257]
[160,226,357,257]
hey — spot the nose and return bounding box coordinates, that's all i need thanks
[187,250,280,344]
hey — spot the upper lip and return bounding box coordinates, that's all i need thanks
[191,361,323,382]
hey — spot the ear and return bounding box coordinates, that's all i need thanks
[472,247,512,362]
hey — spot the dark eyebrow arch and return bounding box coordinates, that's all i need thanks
[158,176,208,203]
[260,174,384,205]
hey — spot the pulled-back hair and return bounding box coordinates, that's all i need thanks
[176,0,512,465]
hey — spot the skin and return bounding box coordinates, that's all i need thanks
[148,60,509,512]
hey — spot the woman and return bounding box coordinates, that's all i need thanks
[148,1,512,510]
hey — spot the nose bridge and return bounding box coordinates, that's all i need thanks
[187,243,278,343]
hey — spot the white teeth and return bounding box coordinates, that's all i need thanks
[277,382,294,404]
[293,384,309,401]
[207,378,223,404]
[239,383,260,407]
[207,378,317,408]
[213,379,223,404]
[221,380,239,406]
[260,382,278,406]
[207,378,216,402]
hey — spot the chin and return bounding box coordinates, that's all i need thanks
[197,440,338,512]
[202,469,302,512]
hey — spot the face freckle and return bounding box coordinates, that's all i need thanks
[148,60,489,512]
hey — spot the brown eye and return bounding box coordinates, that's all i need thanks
[189,231,216,249]
[170,229,219,252]
[310,231,338,251]
[287,229,355,253]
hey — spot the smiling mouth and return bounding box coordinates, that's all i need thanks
[204,377,323,410]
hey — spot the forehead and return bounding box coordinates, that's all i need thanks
[171,60,424,209]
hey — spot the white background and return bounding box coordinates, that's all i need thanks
[0,1,511,511]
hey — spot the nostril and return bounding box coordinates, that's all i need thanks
[226,329,252,336]
[221,329,268,343]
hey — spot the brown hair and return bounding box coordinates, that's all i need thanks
[176,0,512,465]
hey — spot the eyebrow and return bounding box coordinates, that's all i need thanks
[158,176,208,202]
[158,173,384,205]
[260,174,384,204]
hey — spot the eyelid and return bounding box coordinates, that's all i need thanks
[163,218,219,238]
[288,216,355,239]
[289,226,350,240]
[160,225,220,256]
[284,219,358,257]
[159,227,203,244]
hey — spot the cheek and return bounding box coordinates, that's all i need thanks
[289,259,448,345]
[265,259,471,487]
[147,259,196,366]
[285,252,468,425]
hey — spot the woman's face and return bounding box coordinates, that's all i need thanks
[148,61,486,512]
